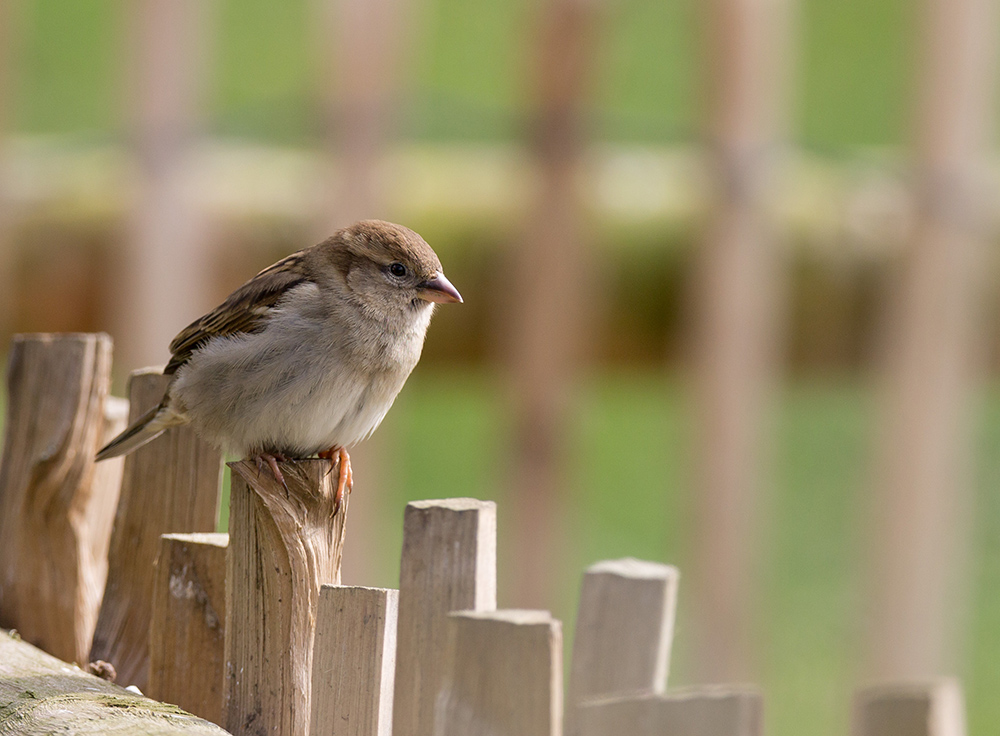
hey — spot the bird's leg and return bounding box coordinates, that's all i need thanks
[254,451,290,493]
[318,446,352,512]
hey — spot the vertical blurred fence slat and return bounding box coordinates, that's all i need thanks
[115,0,213,373]
[506,0,604,611]
[866,0,996,680]
[688,0,792,683]
[314,0,413,588]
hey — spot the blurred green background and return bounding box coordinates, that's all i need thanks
[3,1,998,735]
[15,0,912,147]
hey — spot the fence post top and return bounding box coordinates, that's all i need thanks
[450,609,556,625]
[406,498,496,512]
[586,558,679,580]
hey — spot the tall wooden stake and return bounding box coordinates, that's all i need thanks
[0,333,125,664]
[689,0,792,682]
[224,459,350,736]
[866,0,996,680]
[91,368,223,690]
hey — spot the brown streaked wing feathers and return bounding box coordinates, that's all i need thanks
[164,250,312,375]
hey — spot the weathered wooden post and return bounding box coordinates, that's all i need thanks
[0,333,126,664]
[852,680,966,736]
[391,499,497,736]
[566,558,679,736]
[310,585,398,736]
[579,687,763,736]
[90,368,224,691]
[149,532,229,725]
[224,458,350,736]
[436,610,563,736]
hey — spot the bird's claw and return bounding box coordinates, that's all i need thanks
[318,446,352,514]
[254,451,290,494]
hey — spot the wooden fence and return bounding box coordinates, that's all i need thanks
[0,333,974,735]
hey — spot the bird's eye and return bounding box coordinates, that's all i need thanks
[388,262,407,278]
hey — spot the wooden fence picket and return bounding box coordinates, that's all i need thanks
[392,498,497,736]
[579,687,763,736]
[566,558,679,736]
[852,680,966,736]
[436,610,563,736]
[310,585,398,736]
[90,368,224,691]
[149,532,229,725]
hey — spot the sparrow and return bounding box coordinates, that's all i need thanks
[96,219,462,508]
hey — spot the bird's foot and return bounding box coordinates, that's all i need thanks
[318,446,352,513]
[254,451,291,493]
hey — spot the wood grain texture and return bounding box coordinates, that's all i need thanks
[224,459,349,736]
[0,333,126,664]
[436,610,562,736]
[0,629,230,735]
[579,687,763,736]
[852,680,966,736]
[91,368,224,691]
[392,498,497,736]
[149,533,229,725]
[566,558,679,736]
[310,586,397,736]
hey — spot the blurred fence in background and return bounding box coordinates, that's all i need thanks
[0,0,998,733]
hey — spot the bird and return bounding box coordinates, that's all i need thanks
[96,219,462,509]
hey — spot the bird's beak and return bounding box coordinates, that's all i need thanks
[418,273,463,304]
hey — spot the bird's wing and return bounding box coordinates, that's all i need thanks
[164,250,312,375]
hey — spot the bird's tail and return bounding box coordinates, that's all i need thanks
[95,403,185,461]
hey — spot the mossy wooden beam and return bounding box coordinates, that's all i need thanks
[0,630,230,735]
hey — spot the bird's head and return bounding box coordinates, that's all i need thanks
[317,220,463,320]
